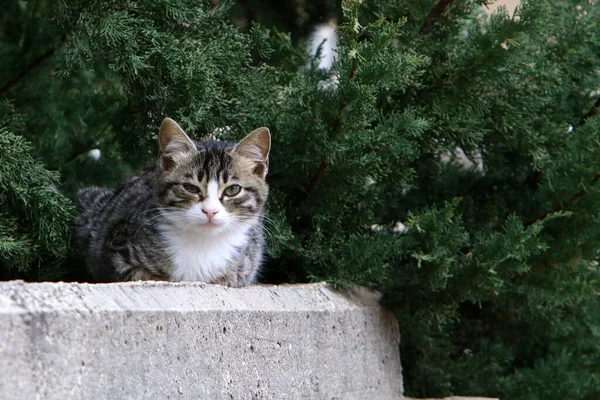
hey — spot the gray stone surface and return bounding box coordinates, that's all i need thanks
[0,281,402,400]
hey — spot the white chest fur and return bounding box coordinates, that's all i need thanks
[159,225,251,282]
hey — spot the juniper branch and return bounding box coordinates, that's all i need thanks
[525,173,600,226]
[0,35,66,95]
[526,101,600,226]
[305,70,355,198]
[419,0,455,36]
[306,159,328,196]
[578,96,600,127]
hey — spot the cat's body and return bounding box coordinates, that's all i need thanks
[74,119,270,286]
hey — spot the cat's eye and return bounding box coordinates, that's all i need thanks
[224,185,242,197]
[183,183,201,195]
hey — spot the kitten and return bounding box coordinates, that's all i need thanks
[74,118,270,286]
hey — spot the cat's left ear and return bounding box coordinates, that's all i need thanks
[159,118,196,154]
[234,127,271,179]
[159,118,196,169]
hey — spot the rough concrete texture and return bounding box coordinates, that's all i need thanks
[0,281,402,400]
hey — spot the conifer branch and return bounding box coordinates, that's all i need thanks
[577,96,600,127]
[0,49,56,94]
[419,0,455,36]
[526,101,600,226]
[210,0,222,14]
[525,173,600,226]
[0,35,66,94]
[305,72,354,197]
[306,159,328,196]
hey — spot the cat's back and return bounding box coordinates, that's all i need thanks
[74,167,157,259]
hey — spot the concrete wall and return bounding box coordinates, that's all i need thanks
[0,281,402,400]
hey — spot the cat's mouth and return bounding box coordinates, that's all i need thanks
[199,218,225,228]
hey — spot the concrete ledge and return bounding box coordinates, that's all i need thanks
[0,281,402,399]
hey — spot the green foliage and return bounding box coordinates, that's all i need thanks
[0,101,74,279]
[55,0,280,164]
[1,0,600,398]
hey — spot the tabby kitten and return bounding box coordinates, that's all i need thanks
[74,118,270,286]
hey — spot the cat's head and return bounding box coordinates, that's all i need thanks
[156,118,270,234]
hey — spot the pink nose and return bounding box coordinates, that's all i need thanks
[202,209,219,220]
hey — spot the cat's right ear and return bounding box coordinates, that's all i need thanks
[159,118,196,169]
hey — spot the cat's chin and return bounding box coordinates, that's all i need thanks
[188,219,231,234]
[199,221,225,229]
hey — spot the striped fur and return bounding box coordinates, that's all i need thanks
[74,119,270,286]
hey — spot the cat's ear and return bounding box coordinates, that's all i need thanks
[234,127,271,178]
[159,118,196,169]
